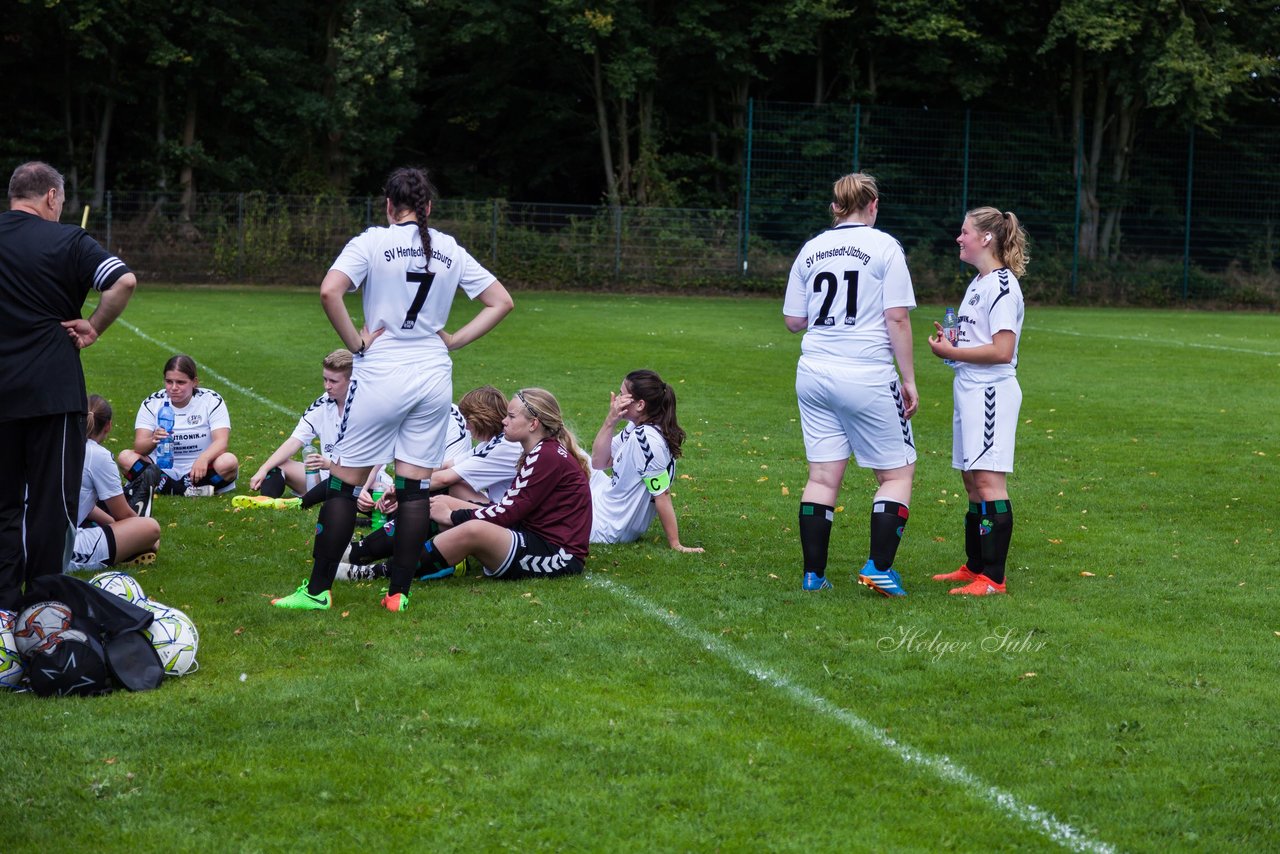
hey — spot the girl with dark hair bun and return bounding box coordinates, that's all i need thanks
[70,394,162,570]
[116,353,240,504]
[589,369,703,552]
[272,165,513,613]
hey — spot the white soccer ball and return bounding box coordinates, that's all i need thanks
[88,571,147,604]
[142,602,199,677]
[0,610,25,690]
[15,601,73,657]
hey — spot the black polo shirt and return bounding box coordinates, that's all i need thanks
[0,209,132,421]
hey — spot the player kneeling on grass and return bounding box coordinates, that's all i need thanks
[926,207,1028,596]
[425,388,591,581]
[783,172,919,596]
[589,369,702,552]
[118,354,239,502]
[338,385,518,581]
[70,395,161,571]
[242,348,353,509]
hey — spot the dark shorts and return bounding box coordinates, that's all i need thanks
[486,526,584,580]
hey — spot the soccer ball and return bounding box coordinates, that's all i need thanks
[88,570,147,604]
[0,610,25,690]
[142,601,199,677]
[15,601,73,657]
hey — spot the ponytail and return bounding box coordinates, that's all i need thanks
[86,393,113,440]
[966,206,1030,278]
[623,369,685,459]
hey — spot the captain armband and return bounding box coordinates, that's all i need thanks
[643,470,672,496]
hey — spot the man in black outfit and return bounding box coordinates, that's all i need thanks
[0,161,137,612]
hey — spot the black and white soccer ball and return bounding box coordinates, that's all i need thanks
[141,601,199,677]
[0,609,25,690]
[15,601,73,657]
[88,571,147,605]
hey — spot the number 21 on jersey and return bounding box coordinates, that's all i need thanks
[813,270,859,326]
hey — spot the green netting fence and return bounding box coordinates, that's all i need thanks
[743,100,1280,304]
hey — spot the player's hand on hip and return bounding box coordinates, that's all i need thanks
[61,318,98,349]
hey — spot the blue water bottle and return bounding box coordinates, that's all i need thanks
[156,401,175,469]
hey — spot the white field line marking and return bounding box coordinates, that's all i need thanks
[116,316,1112,852]
[117,319,296,416]
[588,575,1116,854]
[1024,325,1280,357]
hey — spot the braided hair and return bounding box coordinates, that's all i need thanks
[384,166,436,266]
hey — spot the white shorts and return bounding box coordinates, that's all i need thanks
[952,376,1021,472]
[69,526,112,571]
[796,357,916,469]
[335,361,452,469]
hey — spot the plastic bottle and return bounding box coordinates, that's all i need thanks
[942,307,959,368]
[156,401,175,469]
[304,441,322,492]
[370,489,387,531]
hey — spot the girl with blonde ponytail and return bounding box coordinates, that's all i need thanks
[926,206,1029,596]
[425,388,591,579]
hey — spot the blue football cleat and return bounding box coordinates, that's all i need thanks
[802,572,832,591]
[857,560,907,597]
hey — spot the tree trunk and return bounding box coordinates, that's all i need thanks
[615,96,632,202]
[635,89,655,204]
[91,96,115,212]
[707,88,721,196]
[813,30,824,106]
[178,89,199,238]
[593,50,619,206]
[1099,95,1140,260]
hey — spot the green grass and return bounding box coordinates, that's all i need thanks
[5,287,1279,852]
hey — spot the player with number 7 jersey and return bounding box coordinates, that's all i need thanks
[273,166,513,614]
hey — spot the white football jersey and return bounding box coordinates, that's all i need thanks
[453,434,523,504]
[330,223,495,371]
[589,423,675,544]
[134,388,231,476]
[77,439,122,524]
[442,404,472,466]
[783,223,916,364]
[955,267,1024,383]
[289,394,344,462]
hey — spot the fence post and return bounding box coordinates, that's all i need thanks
[237,193,244,281]
[613,205,622,278]
[852,103,861,172]
[1072,115,1083,298]
[1183,125,1195,300]
[961,109,970,216]
[741,97,754,275]
[491,200,498,263]
[105,191,112,252]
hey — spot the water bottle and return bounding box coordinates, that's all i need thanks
[942,307,959,368]
[156,401,175,469]
[370,490,387,531]
[304,441,322,492]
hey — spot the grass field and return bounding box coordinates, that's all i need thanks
[4,286,1279,852]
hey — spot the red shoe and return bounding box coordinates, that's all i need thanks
[949,574,1007,596]
[933,564,978,582]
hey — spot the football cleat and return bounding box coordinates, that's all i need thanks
[380,590,410,612]
[933,564,979,582]
[335,562,389,582]
[416,563,457,582]
[119,551,157,567]
[184,485,215,498]
[802,572,832,591]
[273,497,302,510]
[271,582,331,610]
[232,495,277,509]
[857,560,907,597]
[949,575,1007,596]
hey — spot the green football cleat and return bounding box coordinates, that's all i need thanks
[380,590,410,612]
[271,581,331,610]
